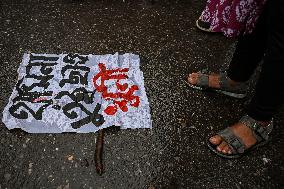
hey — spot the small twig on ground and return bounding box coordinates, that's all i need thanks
[95,129,104,175]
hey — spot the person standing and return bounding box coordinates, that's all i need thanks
[188,0,284,158]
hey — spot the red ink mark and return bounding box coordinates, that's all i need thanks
[114,100,128,112]
[33,97,48,103]
[104,105,117,115]
[116,82,128,91]
[93,63,140,115]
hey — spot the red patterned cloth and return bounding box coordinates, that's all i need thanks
[200,0,267,37]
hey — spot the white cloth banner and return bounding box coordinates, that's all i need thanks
[2,53,152,133]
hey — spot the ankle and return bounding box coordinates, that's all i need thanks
[228,78,241,87]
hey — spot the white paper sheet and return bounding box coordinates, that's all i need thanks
[2,53,152,133]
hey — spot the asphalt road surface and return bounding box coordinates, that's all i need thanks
[0,0,283,188]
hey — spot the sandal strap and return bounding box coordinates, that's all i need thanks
[219,72,247,93]
[194,71,247,93]
[239,115,273,141]
[217,128,246,154]
[219,72,231,89]
[214,115,273,156]
[196,74,209,88]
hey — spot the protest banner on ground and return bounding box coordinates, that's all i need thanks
[2,53,152,133]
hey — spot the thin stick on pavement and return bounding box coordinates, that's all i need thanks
[95,129,104,175]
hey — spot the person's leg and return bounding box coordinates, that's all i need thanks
[247,0,284,121]
[189,3,267,90]
[210,0,284,156]
[227,6,267,82]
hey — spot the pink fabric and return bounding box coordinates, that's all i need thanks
[200,0,267,37]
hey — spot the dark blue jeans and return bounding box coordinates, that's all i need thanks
[227,0,284,121]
